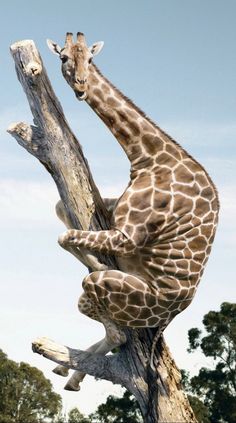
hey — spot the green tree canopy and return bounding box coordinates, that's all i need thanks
[68,407,90,423]
[183,302,236,423]
[89,390,142,423]
[0,348,62,423]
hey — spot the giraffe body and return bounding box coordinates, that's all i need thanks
[48,33,219,390]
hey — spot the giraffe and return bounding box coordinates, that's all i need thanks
[47,32,219,391]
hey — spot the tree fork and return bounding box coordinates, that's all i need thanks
[8,40,197,423]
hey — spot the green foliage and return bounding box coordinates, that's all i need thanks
[68,407,90,423]
[188,395,211,423]
[89,390,142,423]
[0,348,62,423]
[183,302,236,423]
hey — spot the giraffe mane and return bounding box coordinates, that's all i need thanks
[92,64,220,209]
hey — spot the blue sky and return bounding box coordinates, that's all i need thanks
[0,0,236,415]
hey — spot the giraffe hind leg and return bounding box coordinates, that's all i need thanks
[82,269,160,328]
[53,292,126,391]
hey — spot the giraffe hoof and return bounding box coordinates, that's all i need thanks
[64,381,81,391]
[52,366,69,377]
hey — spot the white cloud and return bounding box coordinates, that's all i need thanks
[0,178,59,228]
[161,120,236,147]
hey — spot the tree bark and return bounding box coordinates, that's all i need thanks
[8,40,197,423]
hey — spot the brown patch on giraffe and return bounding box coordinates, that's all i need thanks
[144,293,157,307]
[89,74,100,84]
[116,127,130,146]
[187,228,200,238]
[191,216,202,226]
[141,120,156,134]
[203,210,215,223]
[106,96,120,108]
[156,151,178,166]
[132,174,152,190]
[115,215,127,228]
[148,316,160,326]
[173,194,194,214]
[195,198,211,217]
[126,108,139,120]
[155,167,173,190]
[115,202,129,216]
[179,279,191,288]
[124,224,134,237]
[175,164,195,183]
[154,192,172,211]
[89,97,99,109]
[109,293,127,308]
[178,213,193,227]
[195,173,209,187]
[130,187,152,209]
[169,249,184,259]
[114,310,134,322]
[184,159,202,173]
[193,251,206,261]
[172,240,186,250]
[129,209,151,226]
[178,288,190,300]
[201,224,213,238]
[190,261,202,272]
[129,319,149,327]
[188,236,207,251]
[101,83,111,94]
[103,278,122,293]
[88,234,96,242]
[94,285,107,298]
[125,275,146,290]
[127,291,145,306]
[142,135,164,155]
[167,301,181,311]
[173,182,200,197]
[177,260,188,270]
[201,186,215,201]
[124,305,141,318]
[184,248,193,259]
[109,304,121,313]
[130,144,142,159]
[166,143,182,160]
[129,121,141,136]
[117,110,127,122]
[93,88,105,102]
[139,307,152,319]
[159,311,170,319]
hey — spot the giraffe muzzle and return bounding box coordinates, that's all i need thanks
[75,90,87,101]
[74,80,88,100]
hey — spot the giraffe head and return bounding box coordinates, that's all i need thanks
[47,32,104,100]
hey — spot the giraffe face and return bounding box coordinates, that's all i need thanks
[47,32,104,101]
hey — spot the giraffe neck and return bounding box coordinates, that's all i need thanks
[85,64,181,171]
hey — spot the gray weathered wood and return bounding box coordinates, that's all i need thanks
[8,40,197,423]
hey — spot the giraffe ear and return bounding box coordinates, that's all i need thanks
[89,41,104,57]
[46,39,62,56]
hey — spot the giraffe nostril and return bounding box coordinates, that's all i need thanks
[76,78,87,84]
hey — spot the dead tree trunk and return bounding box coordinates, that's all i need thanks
[8,40,197,423]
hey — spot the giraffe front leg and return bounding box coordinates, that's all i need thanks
[56,200,108,271]
[58,228,135,257]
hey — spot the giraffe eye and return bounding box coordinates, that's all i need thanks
[88,57,92,64]
[60,55,69,64]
